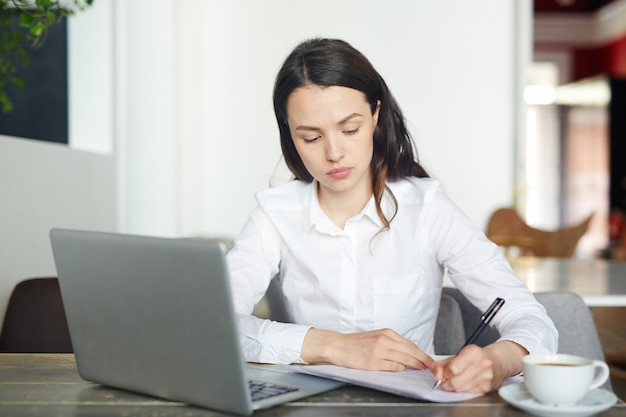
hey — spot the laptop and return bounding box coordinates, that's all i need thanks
[49,228,342,415]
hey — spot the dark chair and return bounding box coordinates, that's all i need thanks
[0,277,73,353]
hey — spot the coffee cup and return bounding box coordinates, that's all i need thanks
[522,354,610,407]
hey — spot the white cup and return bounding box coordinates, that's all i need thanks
[522,354,610,407]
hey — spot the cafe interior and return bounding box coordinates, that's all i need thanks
[504,0,626,400]
[0,0,625,413]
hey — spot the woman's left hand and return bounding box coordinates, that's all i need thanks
[430,340,527,393]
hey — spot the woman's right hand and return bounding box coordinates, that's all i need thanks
[301,328,433,371]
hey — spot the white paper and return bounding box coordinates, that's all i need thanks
[286,360,524,403]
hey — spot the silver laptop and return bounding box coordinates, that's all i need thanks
[49,228,342,415]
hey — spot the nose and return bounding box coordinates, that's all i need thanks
[325,136,344,162]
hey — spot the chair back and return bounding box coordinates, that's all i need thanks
[435,287,500,353]
[0,277,73,353]
[264,275,292,323]
[434,292,466,354]
[534,291,605,360]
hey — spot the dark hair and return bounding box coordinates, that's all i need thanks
[273,38,429,230]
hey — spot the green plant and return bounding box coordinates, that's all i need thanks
[0,0,93,113]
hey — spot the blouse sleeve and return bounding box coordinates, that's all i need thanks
[226,206,311,364]
[423,186,558,355]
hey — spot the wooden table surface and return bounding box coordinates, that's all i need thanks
[1,354,625,417]
[441,257,626,307]
[509,257,626,307]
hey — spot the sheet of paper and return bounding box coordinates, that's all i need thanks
[285,359,523,403]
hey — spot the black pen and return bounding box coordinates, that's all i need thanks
[432,297,505,390]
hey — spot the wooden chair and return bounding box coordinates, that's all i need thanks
[486,208,593,258]
[0,277,73,353]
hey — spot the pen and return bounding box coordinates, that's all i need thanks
[432,297,505,390]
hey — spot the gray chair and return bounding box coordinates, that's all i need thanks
[435,287,500,353]
[261,276,291,323]
[433,292,465,354]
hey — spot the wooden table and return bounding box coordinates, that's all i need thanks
[1,354,624,416]
[442,257,626,307]
[509,257,626,307]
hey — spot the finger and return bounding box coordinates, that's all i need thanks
[441,348,494,392]
[394,340,434,369]
[430,360,446,382]
[374,329,434,368]
[412,350,434,369]
[445,345,482,376]
[446,366,494,393]
[389,349,432,370]
[434,355,469,391]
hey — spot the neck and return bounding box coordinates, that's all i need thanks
[317,181,372,229]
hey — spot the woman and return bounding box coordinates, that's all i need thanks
[226,38,557,393]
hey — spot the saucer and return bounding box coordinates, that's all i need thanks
[498,383,617,417]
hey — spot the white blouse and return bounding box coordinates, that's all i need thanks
[226,177,558,364]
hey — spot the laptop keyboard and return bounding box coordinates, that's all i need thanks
[249,379,299,401]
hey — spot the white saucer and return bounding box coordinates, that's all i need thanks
[498,383,617,417]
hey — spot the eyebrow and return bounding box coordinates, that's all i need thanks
[294,113,363,132]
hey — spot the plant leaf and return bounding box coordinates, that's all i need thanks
[30,21,46,37]
[19,13,35,27]
[39,0,57,9]
[0,91,14,114]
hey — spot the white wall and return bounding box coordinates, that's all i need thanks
[0,1,116,327]
[121,0,530,241]
[115,0,179,236]
[0,137,117,328]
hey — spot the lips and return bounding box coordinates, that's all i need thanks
[326,167,352,180]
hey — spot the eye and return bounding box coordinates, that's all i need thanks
[343,127,359,135]
[302,136,320,143]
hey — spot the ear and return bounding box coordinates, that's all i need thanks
[373,100,381,126]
